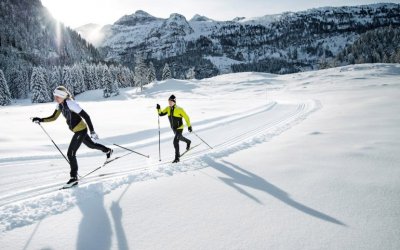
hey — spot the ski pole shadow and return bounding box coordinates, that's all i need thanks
[22,220,42,250]
[75,184,112,250]
[110,183,132,250]
[203,156,346,226]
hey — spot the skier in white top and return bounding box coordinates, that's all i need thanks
[32,86,112,186]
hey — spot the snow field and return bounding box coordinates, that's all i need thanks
[0,64,399,249]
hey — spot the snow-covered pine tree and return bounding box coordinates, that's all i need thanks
[128,68,135,87]
[109,65,118,84]
[86,64,95,90]
[162,63,171,80]
[39,67,49,90]
[148,62,156,83]
[81,62,91,90]
[103,66,119,98]
[112,65,124,90]
[15,66,29,99]
[62,66,74,95]
[116,66,125,88]
[134,56,148,91]
[186,67,195,79]
[31,67,50,103]
[49,66,62,96]
[98,64,108,89]
[113,80,120,96]
[72,64,85,95]
[11,66,30,99]
[92,64,101,90]
[7,68,19,99]
[0,69,12,106]
[115,66,128,88]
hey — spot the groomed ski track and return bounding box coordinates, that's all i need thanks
[0,99,320,231]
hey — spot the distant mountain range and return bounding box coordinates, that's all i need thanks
[1,0,399,84]
[76,3,400,79]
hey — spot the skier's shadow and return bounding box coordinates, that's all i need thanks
[75,184,112,250]
[203,156,346,226]
[110,183,131,250]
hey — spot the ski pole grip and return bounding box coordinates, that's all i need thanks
[30,117,41,124]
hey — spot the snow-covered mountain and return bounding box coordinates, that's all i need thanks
[0,0,102,92]
[77,3,400,78]
[114,10,162,26]
[0,0,101,65]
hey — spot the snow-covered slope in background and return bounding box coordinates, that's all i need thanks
[76,4,400,76]
[0,64,399,249]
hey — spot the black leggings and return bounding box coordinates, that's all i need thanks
[173,129,191,158]
[67,129,109,177]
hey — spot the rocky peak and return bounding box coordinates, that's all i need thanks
[114,10,160,26]
[190,14,214,22]
[158,13,194,36]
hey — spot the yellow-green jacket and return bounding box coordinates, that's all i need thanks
[158,104,191,130]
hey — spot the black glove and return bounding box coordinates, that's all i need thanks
[32,117,43,123]
[188,126,192,132]
[156,104,160,110]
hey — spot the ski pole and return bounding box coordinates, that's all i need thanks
[98,138,150,158]
[79,151,134,180]
[192,131,213,149]
[158,114,161,161]
[112,143,150,158]
[34,121,70,164]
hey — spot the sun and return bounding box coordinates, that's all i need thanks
[41,0,76,27]
[41,0,125,28]
[41,0,98,28]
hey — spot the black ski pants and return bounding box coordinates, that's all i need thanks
[173,129,191,158]
[67,129,109,177]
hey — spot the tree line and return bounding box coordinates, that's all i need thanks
[0,60,175,105]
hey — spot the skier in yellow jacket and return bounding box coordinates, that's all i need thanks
[157,94,192,163]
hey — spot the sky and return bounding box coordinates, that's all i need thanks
[40,0,400,28]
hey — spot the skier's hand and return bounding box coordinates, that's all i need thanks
[156,104,160,110]
[90,131,99,140]
[188,126,192,133]
[32,117,43,123]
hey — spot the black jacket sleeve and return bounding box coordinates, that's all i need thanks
[42,110,61,122]
[79,110,94,132]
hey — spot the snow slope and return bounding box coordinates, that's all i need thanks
[0,64,399,249]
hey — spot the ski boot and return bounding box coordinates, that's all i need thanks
[106,148,113,159]
[186,140,191,151]
[66,177,78,187]
[172,157,180,163]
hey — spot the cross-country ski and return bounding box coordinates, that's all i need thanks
[179,143,202,158]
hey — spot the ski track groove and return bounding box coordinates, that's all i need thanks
[0,99,321,232]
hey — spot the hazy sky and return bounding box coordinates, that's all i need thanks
[41,0,400,28]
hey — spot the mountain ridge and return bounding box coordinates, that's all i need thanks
[75,3,400,79]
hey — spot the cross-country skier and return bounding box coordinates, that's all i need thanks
[157,94,192,163]
[32,86,113,186]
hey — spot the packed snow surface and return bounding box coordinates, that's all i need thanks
[0,64,399,249]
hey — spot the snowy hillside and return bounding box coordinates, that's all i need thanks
[0,0,101,81]
[0,64,399,249]
[76,4,400,77]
